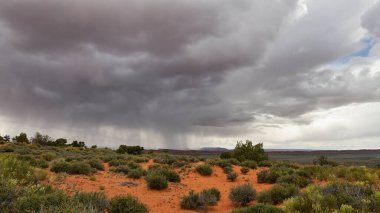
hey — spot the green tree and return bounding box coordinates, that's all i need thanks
[14,132,29,143]
[55,138,67,146]
[31,132,53,146]
[117,145,144,155]
[232,141,268,162]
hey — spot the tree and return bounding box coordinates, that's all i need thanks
[55,138,67,146]
[71,140,86,148]
[14,132,29,143]
[31,132,54,146]
[3,135,10,142]
[232,140,268,162]
[116,145,144,155]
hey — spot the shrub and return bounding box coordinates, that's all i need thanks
[113,165,130,174]
[89,176,97,181]
[196,164,213,176]
[258,184,298,205]
[0,156,35,184]
[220,152,232,159]
[216,159,232,168]
[232,141,268,162]
[147,166,180,182]
[227,172,238,181]
[229,183,256,206]
[240,167,249,174]
[0,180,20,211]
[258,160,272,167]
[181,190,199,210]
[72,191,109,212]
[109,195,148,213]
[241,160,257,169]
[99,185,105,191]
[180,188,221,210]
[14,186,68,212]
[41,152,56,161]
[128,168,146,179]
[257,170,271,183]
[223,166,233,174]
[116,145,144,155]
[231,203,285,213]
[87,159,105,171]
[51,161,93,175]
[199,188,221,208]
[145,173,168,190]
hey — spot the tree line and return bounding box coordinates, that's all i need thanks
[0,132,87,148]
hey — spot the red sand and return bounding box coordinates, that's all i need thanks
[50,160,273,213]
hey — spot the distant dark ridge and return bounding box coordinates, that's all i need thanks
[145,148,380,156]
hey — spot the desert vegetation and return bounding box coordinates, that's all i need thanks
[2,132,380,212]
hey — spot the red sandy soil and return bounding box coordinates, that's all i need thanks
[49,160,273,213]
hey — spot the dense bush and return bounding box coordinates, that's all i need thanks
[0,156,35,185]
[196,164,213,176]
[284,183,380,213]
[181,190,199,210]
[87,158,105,171]
[257,184,298,204]
[14,186,68,212]
[229,183,256,206]
[258,160,272,167]
[128,168,146,179]
[240,167,249,174]
[145,173,168,190]
[257,163,312,187]
[116,145,144,155]
[72,191,109,212]
[181,188,221,210]
[147,165,180,182]
[240,160,257,169]
[231,203,285,213]
[223,166,233,174]
[232,141,268,163]
[51,161,93,175]
[109,195,148,213]
[220,152,232,159]
[0,180,20,211]
[227,172,238,181]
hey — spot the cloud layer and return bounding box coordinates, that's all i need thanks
[0,0,379,149]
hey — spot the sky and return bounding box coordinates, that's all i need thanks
[0,0,380,149]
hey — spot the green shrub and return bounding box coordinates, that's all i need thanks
[220,152,232,159]
[257,170,271,183]
[181,188,221,210]
[87,158,105,171]
[241,160,257,169]
[109,195,148,213]
[0,180,20,211]
[128,168,146,179]
[240,167,249,174]
[41,152,56,161]
[32,159,49,169]
[147,166,180,182]
[0,156,35,184]
[232,141,268,162]
[227,172,238,181]
[258,184,298,205]
[231,203,285,213]
[216,159,232,168]
[113,165,130,174]
[72,191,109,212]
[258,160,272,167]
[181,190,200,210]
[15,186,68,212]
[153,154,177,165]
[51,161,93,175]
[223,166,233,174]
[199,188,221,208]
[229,183,256,206]
[145,173,168,190]
[196,164,213,176]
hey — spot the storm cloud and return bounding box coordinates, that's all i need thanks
[0,0,380,149]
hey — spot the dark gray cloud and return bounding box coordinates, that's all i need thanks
[0,0,380,148]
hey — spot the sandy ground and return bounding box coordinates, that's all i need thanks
[49,160,273,213]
